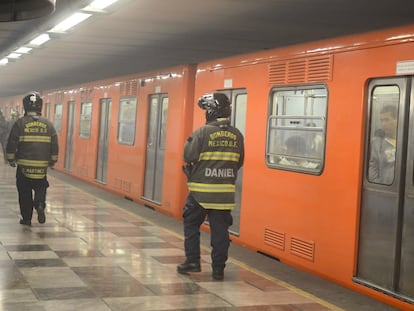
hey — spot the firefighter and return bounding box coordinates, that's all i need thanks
[6,92,59,226]
[177,92,244,280]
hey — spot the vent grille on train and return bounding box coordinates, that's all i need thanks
[290,236,315,262]
[268,55,333,85]
[55,92,64,103]
[80,88,93,102]
[264,228,285,250]
[120,80,138,97]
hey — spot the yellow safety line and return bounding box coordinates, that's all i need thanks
[227,257,345,311]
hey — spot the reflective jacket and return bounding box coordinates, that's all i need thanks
[184,118,244,210]
[6,113,59,179]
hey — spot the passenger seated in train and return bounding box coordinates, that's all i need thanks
[305,122,323,156]
[278,135,319,169]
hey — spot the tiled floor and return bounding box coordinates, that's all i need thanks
[0,163,377,310]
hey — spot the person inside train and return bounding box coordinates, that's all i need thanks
[305,122,323,156]
[278,134,319,169]
[368,104,398,185]
[177,92,244,280]
[6,92,59,226]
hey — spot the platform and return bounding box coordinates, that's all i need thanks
[0,162,399,310]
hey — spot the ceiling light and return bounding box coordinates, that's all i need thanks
[15,47,33,54]
[30,33,51,46]
[83,0,119,11]
[7,53,22,59]
[0,58,8,66]
[49,12,92,33]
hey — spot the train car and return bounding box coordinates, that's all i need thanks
[41,64,196,219]
[1,24,414,310]
[0,96,24,119]
[193,24,414,309]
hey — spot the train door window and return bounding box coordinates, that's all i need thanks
[117,97,137,145]
[96,98,112,184]
[159,97,168,150]
[143,94,168,204]
[65,101,76,171]
[45,102,50,119]
[230,91,247,236]
[54,103,63,135]
[79,101,92,139]
[233,93,247,135]
[367,86,399,185]
[266,85,327,174]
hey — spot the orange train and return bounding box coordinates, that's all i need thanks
[1,24,414,310]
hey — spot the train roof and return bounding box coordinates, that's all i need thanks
[0,0,413,98]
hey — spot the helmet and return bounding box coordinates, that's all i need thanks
[23,92,42,114]
[198,92,231,121]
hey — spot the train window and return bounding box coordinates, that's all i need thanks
[367,85,399,185]
[266,85,327,174]
[54,103,63,135]
[117,97,137,145]
[79,102,92,139]
[45,102,51,120]
[234,93,247,136]
[159,96,168,149]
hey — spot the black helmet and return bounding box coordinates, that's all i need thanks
[23,92,42,114]
[198,92,231,121]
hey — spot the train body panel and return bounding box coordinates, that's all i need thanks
[42,65,196,219]
[193,25,414,310]
[1,25,414,310]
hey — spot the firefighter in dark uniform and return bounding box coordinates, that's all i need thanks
[177,92,244,280]
[6,92,59,226]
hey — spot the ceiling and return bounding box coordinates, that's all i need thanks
[0,0,413,98]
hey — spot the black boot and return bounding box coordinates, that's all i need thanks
[19,219,31,226]
[212,268,224,280]
[177,262,201,274]
[35,202,46,224]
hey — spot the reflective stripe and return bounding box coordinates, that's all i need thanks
[199,202,235,209]
[24,173,46,179]
[199,151,240,162]
[6,153,15,160]
[19,136,52,143]
[187,182,235,193]
[16,159,49,167]
[51,155,58,161]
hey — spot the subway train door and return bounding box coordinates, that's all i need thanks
[64,101,75,171]
[356,77,414,303]
[96,98,111,184]
[217,89,247,236]
[142,94,168,204]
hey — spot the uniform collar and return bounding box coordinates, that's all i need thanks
[26,111,40,117]
[207,118,230,126]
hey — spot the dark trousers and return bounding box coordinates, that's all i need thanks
[183,194,233,270]
[16,167,49,221]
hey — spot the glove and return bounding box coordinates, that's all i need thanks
[9,161,16,167]
[182,163,193,178]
